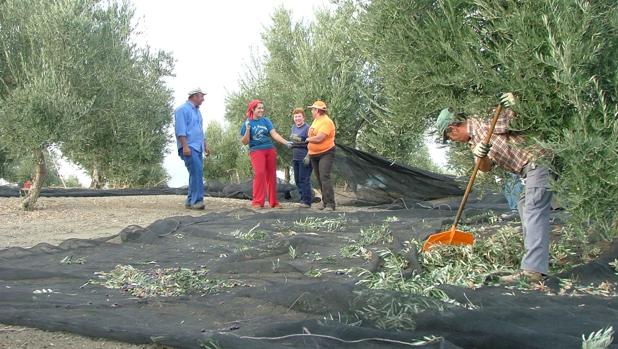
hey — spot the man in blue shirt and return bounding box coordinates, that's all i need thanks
[174,87,210,210]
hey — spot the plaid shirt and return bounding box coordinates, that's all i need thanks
[466,108,533,174]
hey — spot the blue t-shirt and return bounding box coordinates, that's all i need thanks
[240,117,274,151]
[290,123,310,161]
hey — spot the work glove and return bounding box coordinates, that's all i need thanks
[472,143,491,158]
[292,140,308,147]
[500,92,516,108]
[303,154,310,166]
[285,141,293,149]
[290,134,303,143]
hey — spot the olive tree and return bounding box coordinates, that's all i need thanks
[54,1,174,188]
[359,0,618,238]
[260,5,376,147]
[0,0,92,208]
[203,120,252,182]
[0,0,174,209]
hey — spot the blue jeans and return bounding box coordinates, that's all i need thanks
[293,159,313,205]
[178,148,204,205]
[504,173,523,211]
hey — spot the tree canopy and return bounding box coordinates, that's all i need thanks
[358,0,618,238]
[0,0,174,208]
[220,0,617,238]
[2,0,616,237]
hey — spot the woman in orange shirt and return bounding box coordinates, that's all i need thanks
[305,100,336,211]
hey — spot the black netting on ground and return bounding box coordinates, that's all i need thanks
[0,143,464,206]
[1,208,617,349]
[0,180,296,201]
[332,144,463,206]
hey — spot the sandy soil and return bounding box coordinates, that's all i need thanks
[0,195,263,349]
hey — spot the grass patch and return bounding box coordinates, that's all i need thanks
[340,223,393,259]
[231,223,268,241]
[353,293,444,330]
[354,226,524,303]
[354,223,618,304]
[582,326,614,349]
[294,215,346,232]
[93,265,243,298]
[288,245,297,259]
[60,255,86,265]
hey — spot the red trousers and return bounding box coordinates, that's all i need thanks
[250,148,278,207]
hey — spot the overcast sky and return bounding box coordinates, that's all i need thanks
[132,0,331,124]
[135,0,333,187]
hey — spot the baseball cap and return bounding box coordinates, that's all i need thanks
[436,107,466,143]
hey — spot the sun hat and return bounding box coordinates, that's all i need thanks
[188,87,207,96]
[307,100,327,111]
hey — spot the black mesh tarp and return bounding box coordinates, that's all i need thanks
[0,180,296,201]
[0,143,464,206]
[332,144,463,205]
[1,208,616,349]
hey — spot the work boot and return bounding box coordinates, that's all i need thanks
[498,270,545,284]
[500,210,519,220]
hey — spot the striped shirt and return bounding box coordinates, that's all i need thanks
[466,108,534,174]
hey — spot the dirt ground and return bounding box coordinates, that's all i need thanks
[0,195,287,349]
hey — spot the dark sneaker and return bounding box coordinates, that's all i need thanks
[189,202,205,210]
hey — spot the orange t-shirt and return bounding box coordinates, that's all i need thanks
[308,114,336,155]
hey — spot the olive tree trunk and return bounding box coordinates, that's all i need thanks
[21,147,47,210]
[90,167,103,189]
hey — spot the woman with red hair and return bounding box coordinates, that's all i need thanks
[240,99,292,209]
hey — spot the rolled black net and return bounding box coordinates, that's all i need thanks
[0,143,464,206]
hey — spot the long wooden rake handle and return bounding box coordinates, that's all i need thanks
[449,104,503,231]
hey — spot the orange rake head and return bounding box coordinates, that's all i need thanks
[421,225,474,252]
